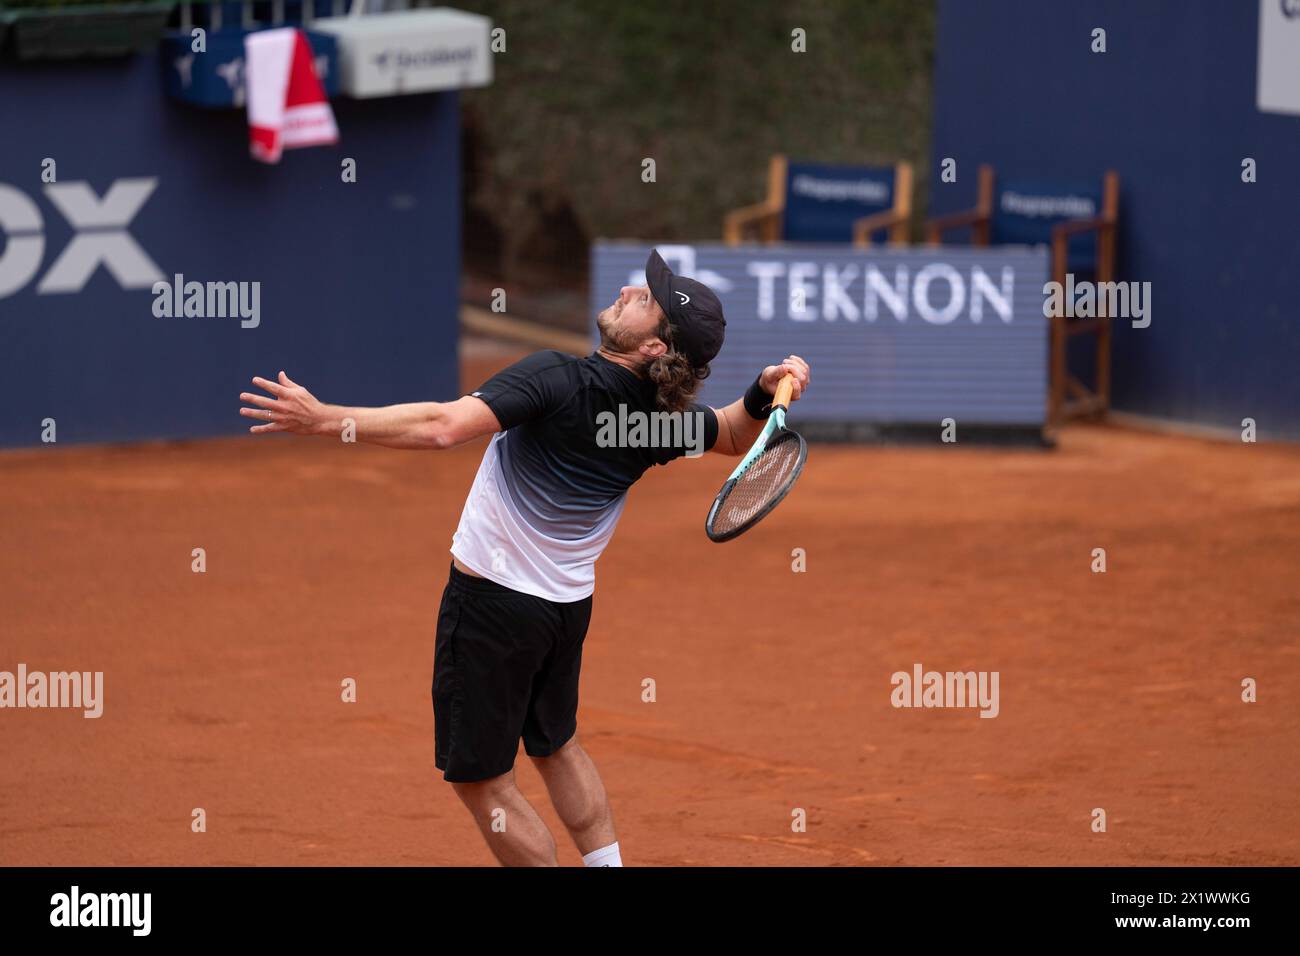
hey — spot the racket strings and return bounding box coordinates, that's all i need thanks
[711,432,804,534]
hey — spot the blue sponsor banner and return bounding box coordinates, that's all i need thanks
[591,242,1049,429]
[0,53,461,448]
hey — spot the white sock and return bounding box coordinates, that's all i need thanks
[582,842,623,867]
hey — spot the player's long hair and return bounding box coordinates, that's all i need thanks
[647,318,710,413]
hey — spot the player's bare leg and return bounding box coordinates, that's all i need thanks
[530,736,621,865]
[450,770,558,867]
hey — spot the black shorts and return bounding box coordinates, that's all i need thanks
[431,563,593,783]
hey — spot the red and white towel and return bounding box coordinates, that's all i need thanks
[245,28,338,164]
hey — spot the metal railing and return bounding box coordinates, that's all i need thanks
[175,0,428,32]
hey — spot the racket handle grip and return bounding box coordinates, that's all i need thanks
[773,373,796,410]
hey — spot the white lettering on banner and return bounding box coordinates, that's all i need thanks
[999,191,1095,219]
[748,260,785,319]
[746,260,1015,323]
[0,178,164,299]
[0,184,44,298]
[822,263,859,321]
[913,263,965,324]
[971,267,1014,322]
[865,266,907,321]
[789,174,889,204]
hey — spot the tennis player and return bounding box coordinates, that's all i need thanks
[240,249,810,866]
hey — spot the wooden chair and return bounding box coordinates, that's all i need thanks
[926,164,1120,423]
[724,155,913,247]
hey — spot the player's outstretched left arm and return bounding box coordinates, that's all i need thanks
[709,355,810,456]
[239,371,501,450]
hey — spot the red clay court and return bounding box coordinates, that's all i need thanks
[2,346,1297,866]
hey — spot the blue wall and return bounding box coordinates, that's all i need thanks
[0,52,461,447]
[932,0,1300,437]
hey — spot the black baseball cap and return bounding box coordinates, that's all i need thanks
[645,249,726,368]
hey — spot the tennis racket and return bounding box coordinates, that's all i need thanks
[705,373,807,542]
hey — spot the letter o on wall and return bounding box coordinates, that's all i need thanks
[912,263,966,324]
[0,185,45,298]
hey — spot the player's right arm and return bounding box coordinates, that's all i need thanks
[240,372,501,450]
[709,355,809,455]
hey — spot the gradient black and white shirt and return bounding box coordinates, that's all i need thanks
[450,351,719,601]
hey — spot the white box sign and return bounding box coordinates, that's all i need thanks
[1258,0,1300,115]
[312,9,493,98]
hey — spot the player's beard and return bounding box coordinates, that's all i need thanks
[596,307,653,363]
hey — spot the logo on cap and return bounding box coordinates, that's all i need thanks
[675,291,691,305]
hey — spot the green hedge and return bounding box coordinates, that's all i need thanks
[453,0,935,280]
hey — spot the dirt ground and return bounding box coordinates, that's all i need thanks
[2,344,1297,866]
